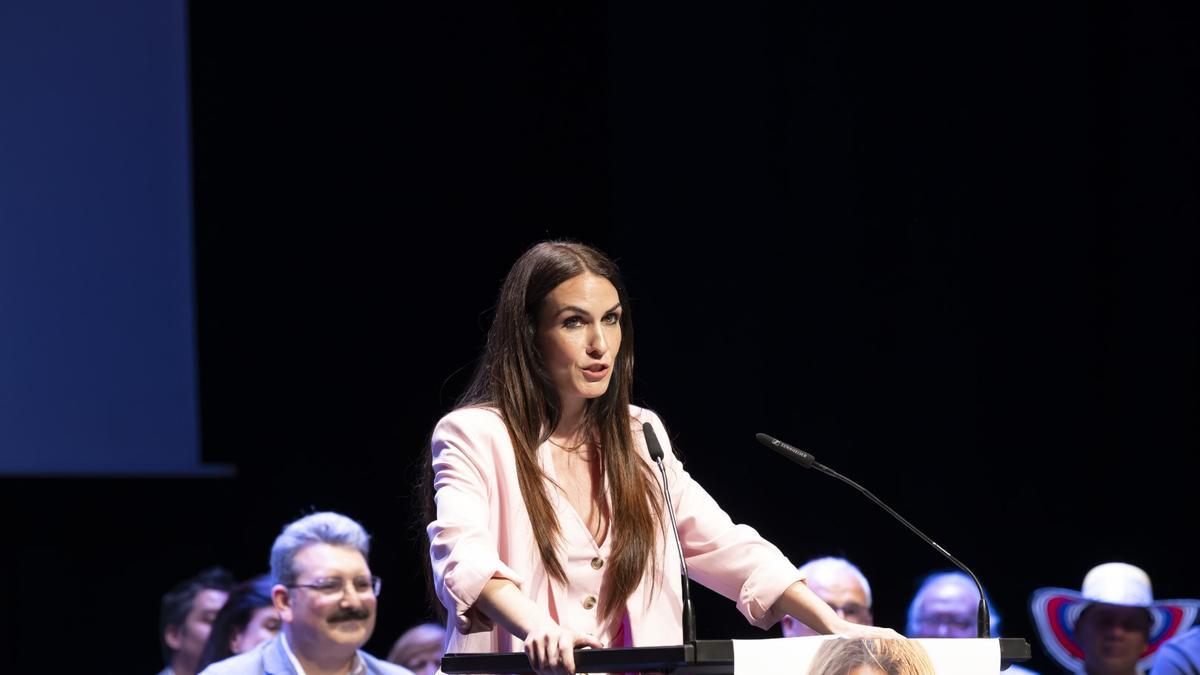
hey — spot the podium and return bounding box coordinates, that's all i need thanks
[442,637,1032,673]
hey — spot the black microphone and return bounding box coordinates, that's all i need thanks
[643,421,697,645]
[755,433,991,639]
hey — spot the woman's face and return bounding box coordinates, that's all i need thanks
[229,605,282,654]
[537,273,622,408]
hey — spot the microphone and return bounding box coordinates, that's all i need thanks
[643,421,697,645]
[755,433,991,639]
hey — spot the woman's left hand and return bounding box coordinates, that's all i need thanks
[774,580,907,639]
[831,619,904,640]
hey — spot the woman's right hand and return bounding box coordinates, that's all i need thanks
[474,579,604,674]
[523,621,604,675]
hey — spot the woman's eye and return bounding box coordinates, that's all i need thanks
[602,312,620,325]
[562,316,583,328]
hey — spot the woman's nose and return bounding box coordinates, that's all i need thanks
[587,326,608,356]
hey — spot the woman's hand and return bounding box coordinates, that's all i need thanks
[523,621,604,675]
[829,618,904,640]
[474,578,604,674]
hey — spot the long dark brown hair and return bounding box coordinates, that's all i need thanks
[422,241,663,626]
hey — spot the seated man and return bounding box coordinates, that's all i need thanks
[196,575,282,671]
[908,570,1038,674]
[780,557,873,637]
[1030,562,1200,675]
[158,567,234,675]
[200,512,411,675]
[906,571,985,639]
[387,623,445,675]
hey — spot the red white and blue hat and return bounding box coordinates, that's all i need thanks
[1030,562,1200,672]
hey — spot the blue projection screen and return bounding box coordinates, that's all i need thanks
[0,0,220,474]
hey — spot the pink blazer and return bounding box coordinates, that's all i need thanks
[428,405,803,655]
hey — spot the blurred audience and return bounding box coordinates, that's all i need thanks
[907,570,1038,674]
[196,575,281,671]
[906,571,988,639]
[781,557,873,638]
[1154,625,1200,674]
[198,511,410,674]
[1031,562,1200,675]
[387,623,445,675]
[158,567,235,675]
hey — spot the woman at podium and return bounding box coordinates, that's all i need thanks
[423,241,899,674]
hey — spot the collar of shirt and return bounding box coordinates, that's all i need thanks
[281,631,367,675]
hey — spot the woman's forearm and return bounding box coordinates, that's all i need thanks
[772,580,851,635]
[474,577,556,640]
[474,577,604,675]
[773,580,904,640]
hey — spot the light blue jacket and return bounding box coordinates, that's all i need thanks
[199,634,411,675]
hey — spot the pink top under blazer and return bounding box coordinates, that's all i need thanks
[428,405,804,656]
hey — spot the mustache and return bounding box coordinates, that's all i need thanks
[327,606,371,623]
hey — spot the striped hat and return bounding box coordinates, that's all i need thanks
[1030,563,1200,672]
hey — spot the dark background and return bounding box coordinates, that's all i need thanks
[3,3,1198,672]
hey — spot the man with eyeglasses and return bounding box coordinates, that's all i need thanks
[907,570,1039,673]
[780,557,874,637]
[200,512,411,675]
[906,571,981,639]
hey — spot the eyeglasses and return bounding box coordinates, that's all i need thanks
[830,602,872,622]
[913,615,976,635]
[287,575,382,598]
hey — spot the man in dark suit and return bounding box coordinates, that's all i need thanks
[200,512,410,675]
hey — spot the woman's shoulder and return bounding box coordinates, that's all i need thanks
[627,404,682,463]
[435,405,508,437]
[627,403,665,428]
[431,406,514,470]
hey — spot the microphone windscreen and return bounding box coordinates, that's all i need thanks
[755,433,815,468]
[643,422,665,461]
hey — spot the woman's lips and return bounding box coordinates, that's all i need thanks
[581,364,610,381]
